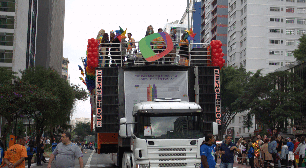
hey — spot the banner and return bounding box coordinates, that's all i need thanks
[124,71,188,135]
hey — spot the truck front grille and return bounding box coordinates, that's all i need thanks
[159,153,186,157]
[158,163,187,167]
[158,148,186,151]
[159,158,186,161]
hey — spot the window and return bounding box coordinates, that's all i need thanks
[286,40,295,45]
[286,0,295,2]
[297,8,306,13]
[270,40,283,44]
[244,5,247,13]
[270,18,282,22]
[286,18,295,23]
[241,20,243,26]
[287,51,294,56]
[240,30,244,37]
[297,0,306,2]
[241,9,243,16]
[269,62,280,65]
[297,19,306,25]
[270,7,280,11]
[286,7,295,13]
[239,128,241,134]
[286,29,295,35]
[297,29,306,35]
[244,17,247,24]
[239,117,242,123]
[240,40,243,47]
[232,116,235,124]
[269,51,283,55]
[270,29,283,33]
[230,32,236,41]
[242,127,245,133]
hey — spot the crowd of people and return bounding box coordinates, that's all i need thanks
[0,133,98,168]
[201,134,306,168]
[98,25,191,67]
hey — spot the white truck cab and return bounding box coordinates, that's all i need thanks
[119,98,218,168]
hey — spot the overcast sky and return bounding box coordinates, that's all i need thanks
[64,0,191,119]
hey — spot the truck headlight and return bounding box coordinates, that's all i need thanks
[195,163,201,168]
[136,164,150,168]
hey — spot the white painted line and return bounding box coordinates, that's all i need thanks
[85,150,95,168]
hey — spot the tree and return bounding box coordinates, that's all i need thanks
[0,67,18,85]
[73,122,94,141]
[294,34,306,61]
[238,70,305,133]
[220,66,252,137]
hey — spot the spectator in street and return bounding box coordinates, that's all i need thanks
[248,140,255,168]
[287,137,294,167]
[261,139,272,167]
[200,133,216,168]
[294,136,306,167]
[46,138,50,145]
[293,137,300,168]
[269,135,278,167]
[0,140,4,167]
[280,139,289,167]
[276,135,283,168]
[219,135,241,168]
[26,141,36,168]
[47,132,83,168]
[40,140,47,163]
[3,136,28,168]
[95,142,98,153]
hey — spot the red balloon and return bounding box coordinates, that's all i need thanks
[212,49,217,53]
[213,63,218,66]
[93,47,98,52]
[213,53,220,58]
[222,59,225,63]
[221,53,225,57]
[217,48,223,53]
[93,52,98,56]
[218,61,222,65]
[216,40,222,45]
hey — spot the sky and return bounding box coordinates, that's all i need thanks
[64,0,192,120]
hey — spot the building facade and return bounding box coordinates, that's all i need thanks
[62,57,69,81]
[35,0,65,75]
[227,0,306,75]
[0,0,38,78]
[202,0,228,61]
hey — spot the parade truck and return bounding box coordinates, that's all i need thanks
[93,35,223,167]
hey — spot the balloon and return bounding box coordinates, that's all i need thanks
[212,49,217,53]
[216,40,222,45]
[222,59,225,63]
[213,63,218,66]
[221,53,225,57]
[213,53,220,58]
[218,61,222,65]
[217,48,223,53]
[117,35,122,42]
[93,52,98,57]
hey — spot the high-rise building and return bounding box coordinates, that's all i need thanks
[35,0,65,75]
[202,0,228,61]
[0,0,38,78]
[227,0,306,75]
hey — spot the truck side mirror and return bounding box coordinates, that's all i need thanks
[213,122,218,136]
[119,118,127,138]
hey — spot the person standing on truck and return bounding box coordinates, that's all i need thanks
[100,33,110,67]
[47,132,83,168]
[200,134,216,168]
[110,31,122,67]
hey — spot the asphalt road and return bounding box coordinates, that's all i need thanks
[23,149,116,168]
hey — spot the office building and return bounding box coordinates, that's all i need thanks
[35,0,65,75]
[0,0,38,78]
[227,0,306,75]
[202,0,228,61]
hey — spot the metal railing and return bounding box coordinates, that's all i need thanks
[98,41,211,67]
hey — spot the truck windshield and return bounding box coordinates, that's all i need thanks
[135,113,204,139]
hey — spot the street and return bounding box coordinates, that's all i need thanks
[27,150,116,168]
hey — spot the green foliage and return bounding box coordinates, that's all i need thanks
[220,66,252,135]
[238,70,305,132]
[0,67,17,85]
[294,35,306,61]
[73,122,94,141]
[71,84,88,101]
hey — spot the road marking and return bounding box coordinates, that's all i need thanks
[85,150,95,168]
